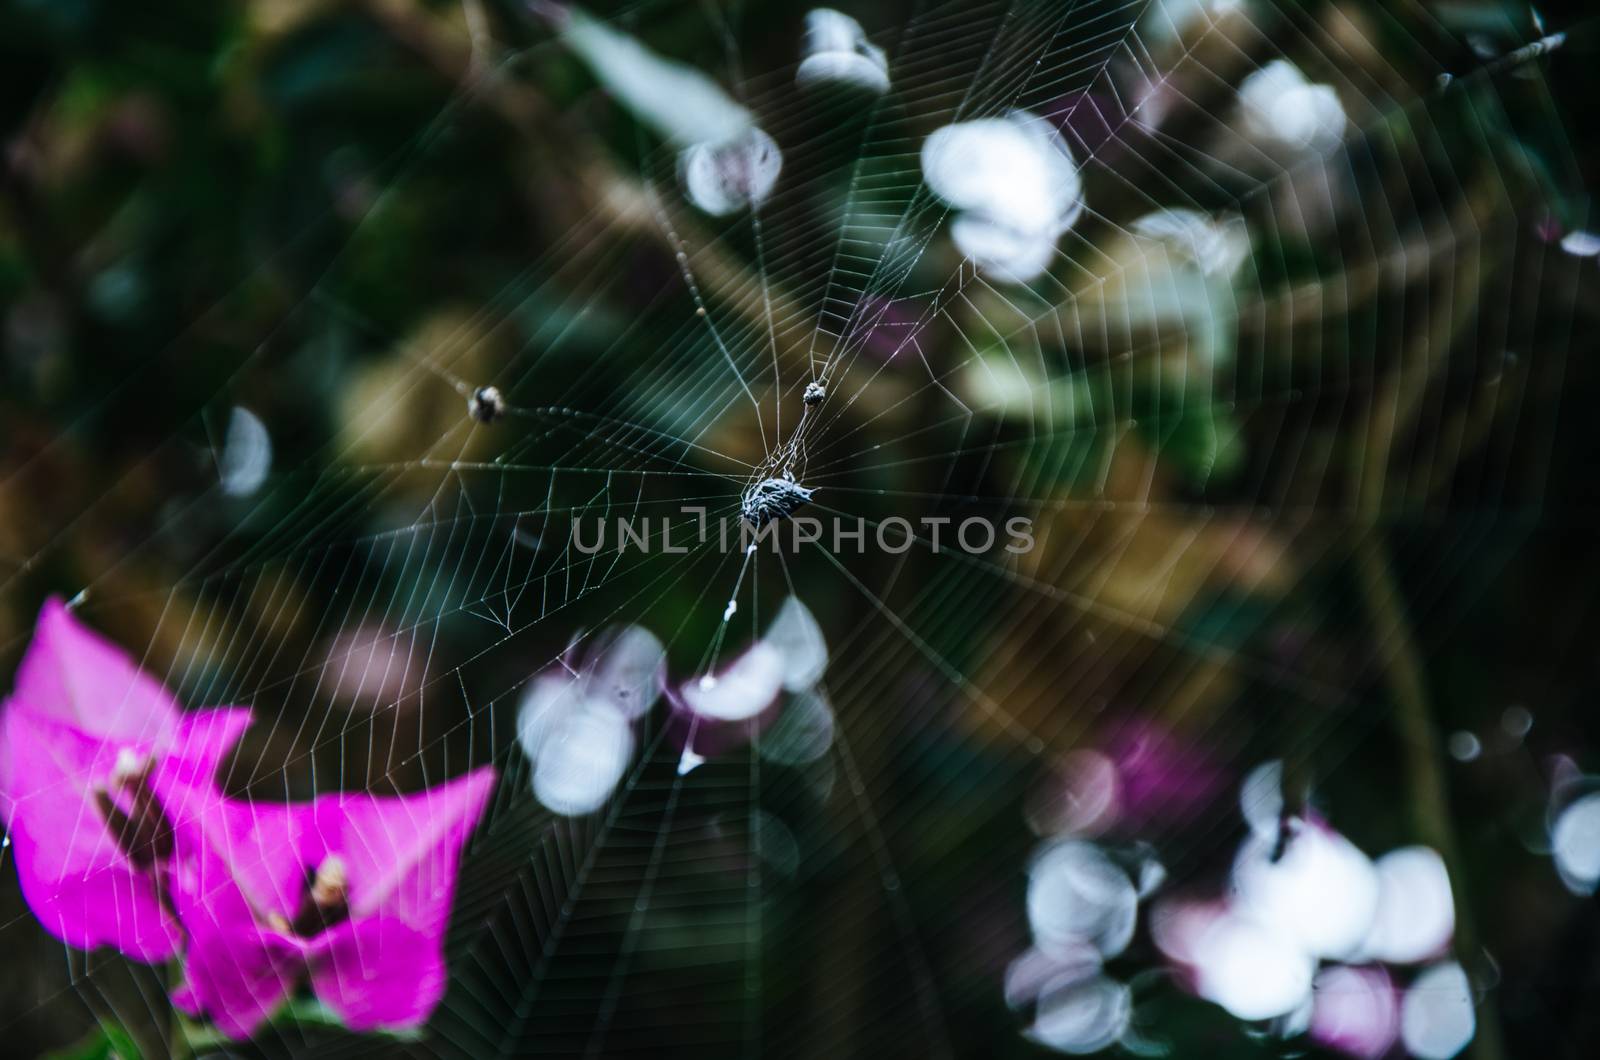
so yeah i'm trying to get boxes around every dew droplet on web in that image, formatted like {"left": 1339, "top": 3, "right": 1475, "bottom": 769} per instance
{"left": 676, "top": 746, "right": 706, "bottom": 776}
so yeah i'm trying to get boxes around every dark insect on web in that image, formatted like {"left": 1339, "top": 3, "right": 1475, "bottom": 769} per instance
{"left": 468, "top": 385, "right": 505, "bottom": 423}
{"left": 802, "top": 381, "right": 826, "bottom": 406}
{"left": 741, "top": 475, "right": 815, "bottom": 529}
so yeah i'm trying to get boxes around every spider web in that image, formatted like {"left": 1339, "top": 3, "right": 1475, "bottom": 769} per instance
{"left": 0, "top": 0, "right": 1593, "bottom": 1057}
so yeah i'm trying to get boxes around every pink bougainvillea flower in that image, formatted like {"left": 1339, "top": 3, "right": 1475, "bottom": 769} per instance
{"left": 168, "top": 766, "right": 496, "bottom": 1039}
{"left": 0, "top": 598, "right": 251, "bottom": 961}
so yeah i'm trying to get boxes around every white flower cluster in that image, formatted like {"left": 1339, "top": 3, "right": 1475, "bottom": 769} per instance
{"left": 552, "top": 6, "right": 891, "bottom": 217}
{"left": 1155, "top": 763, "right": 1473, "bottom": 1059}
{"left": 1129, "top": 208, "right": 1251, "bottom": 280}
{"left": 1006, "top": 837, "right": 1163, "bottom": 1053}
{"left": 516, "top": 598, "right": 833, "bottom": 815}
{"left": 517, "top": 626, "right": 665, "bottom": 816}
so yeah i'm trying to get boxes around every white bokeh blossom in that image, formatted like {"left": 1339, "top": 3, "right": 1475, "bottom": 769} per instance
{"left": 1238, "top": 59, "right": 1347, "bottom": 155}
{"left": 921, "top": 111, "right": 1084, "bottom": 283}
{"left": 797, "top": 9, "right": 889, "bottom": 94}
{"left": 544, "top": 3, "right": 782, "bottom": 216}
{"left": 680, "top": 127, "right": 784, "bottom": 216}
{"left": 517, "top": 625, "right": 666, "bottom": 816}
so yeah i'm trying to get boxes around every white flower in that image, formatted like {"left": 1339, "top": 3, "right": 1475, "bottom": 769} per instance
{"left": 760, "top": 596, "right": 827, "bottom": 691}
{"left": 1239, "top": 759, "right": 1284, "bottom": 839}
{"left": 1561, "top": 230, "right": 1600, "bottom": 257}
{"left": 1231, "top": 820, "right": 1380, "bottom": 961}
{"left": 680, "top": 642, "right": 786, "bottom": 721}
{"left": 1011, "top": 841, "right": 1141, "bottom": 1055}
{"left": 921, "top": 112, "right": 1084, "bottom": 283}
{"left": 1552, "top": 791, "right": 1600, "bottom": 895}
{"left": 797, "top": 9, "right": 889, "bottom": 94}
{"left": 948, "top": 215, "right": 1061, "bottom": 285}
{"left": 517, "top": 626, "right": 664, "bottom": 815}
{"left": 1130, "top": 208, "right": 1251, "bottom": 279}
{"left": 1029, "top": 974, "right": 1133, "bottom": 1055}
{"left": 1360, "top": 846, "right": 1455, "bottom": 964}
{"left": 553, "top": 4, "right": 750, "bottom": 147}
{"left": 673, "top": 597, "right": 831, "bottom": 777}
{"left": 1027, "top": 841, "right": 1139, "bottom": 960}
{"left": 533, "top": 703, "right": 633, "bottom": 816}
{"left": 681, "top": 127, "right": 783, "bottom": 216}
{"left": 1400, "top": 962, "right": 1476, "bottom": 1059}
{"left": 1238, "top": 60, "right": 1346, "bottom": 154}
{"left": 218, "top": 406, "right": 271, "bottom": 497}
{"left": 586, "top": 625, "right": 668, "bottom": 718}
{"left": 1192, "top": 911, "right": 1317, "bottom": 1021}
{"left": 547, "top": 4, "right": 783, "bottom": 216}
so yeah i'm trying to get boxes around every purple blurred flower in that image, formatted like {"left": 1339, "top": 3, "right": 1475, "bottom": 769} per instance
{"left": 854, "top": 296, "right": 924, "bottom": 360}
{"left": 167, "top": 766, "right": 496, "bottom": 1039}
{"left": 1104, "top": 720, "right": 1227, "bottom": 825}
{"left": 0, "top": 599, "right": 250, "bottom": 961}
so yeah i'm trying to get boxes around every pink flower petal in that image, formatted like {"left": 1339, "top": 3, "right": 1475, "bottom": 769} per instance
{"left": 167, "top": 801, "right": 309, "bottom": 1037}
{"left": 171, "top": 980, "right": 202, "bottom": 1018}
{"left": 3, "top": 707, "right": 182, "bottom": 960}
{"left": 308, "top": 767, "right": 495, "bottom": 928}
{"left": 165, "top": 708, "right": 254, "bottom": 786}
{"left": 0, "top": 602, "right": 253, "bottom": 967}
{"left": 168, "top": 767, "right": 495, "bottom": 1038}
{"left": 168, "top": 787, "right": 312, "bottom": 927}
{"left": 11, "top": 598, "right": 181, "bottom": 739}
{"left": 179, "top": 919, "right": 305, "bottom": 1040}
{"left": 310, "top": 916, "right": 445, "bottom": 1031}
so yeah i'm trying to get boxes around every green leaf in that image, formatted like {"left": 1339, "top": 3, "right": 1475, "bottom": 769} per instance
{"left": 274, "top": 997, "right": 424, "bottom": 1042}
{"left": 44, "top": 1020, "right": 141, "bottom": 1060}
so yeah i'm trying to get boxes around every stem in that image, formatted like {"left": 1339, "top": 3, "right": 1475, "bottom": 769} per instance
{"left": 1353, "top": 536, "right": 1506, "bottom": 1060}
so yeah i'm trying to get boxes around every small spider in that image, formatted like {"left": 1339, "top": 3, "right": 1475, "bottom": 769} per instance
{"left": 468, "top": 385, "right": 505, "bottom": 424}
{"left": 741, "top": 475, "right": 815, "bottom": 529}
{"left": 802, "top": 381, "right": 826, "bottom": 406}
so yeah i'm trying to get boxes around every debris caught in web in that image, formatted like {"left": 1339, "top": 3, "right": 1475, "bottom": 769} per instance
{"left": 468, "top": 385, "right": 506, "bottom": 423}
{"left": 741, "top": 475, "right": 814, "bottom": 529}
{"left": 803, "top": 381, "right": 826, "bottom": 406}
